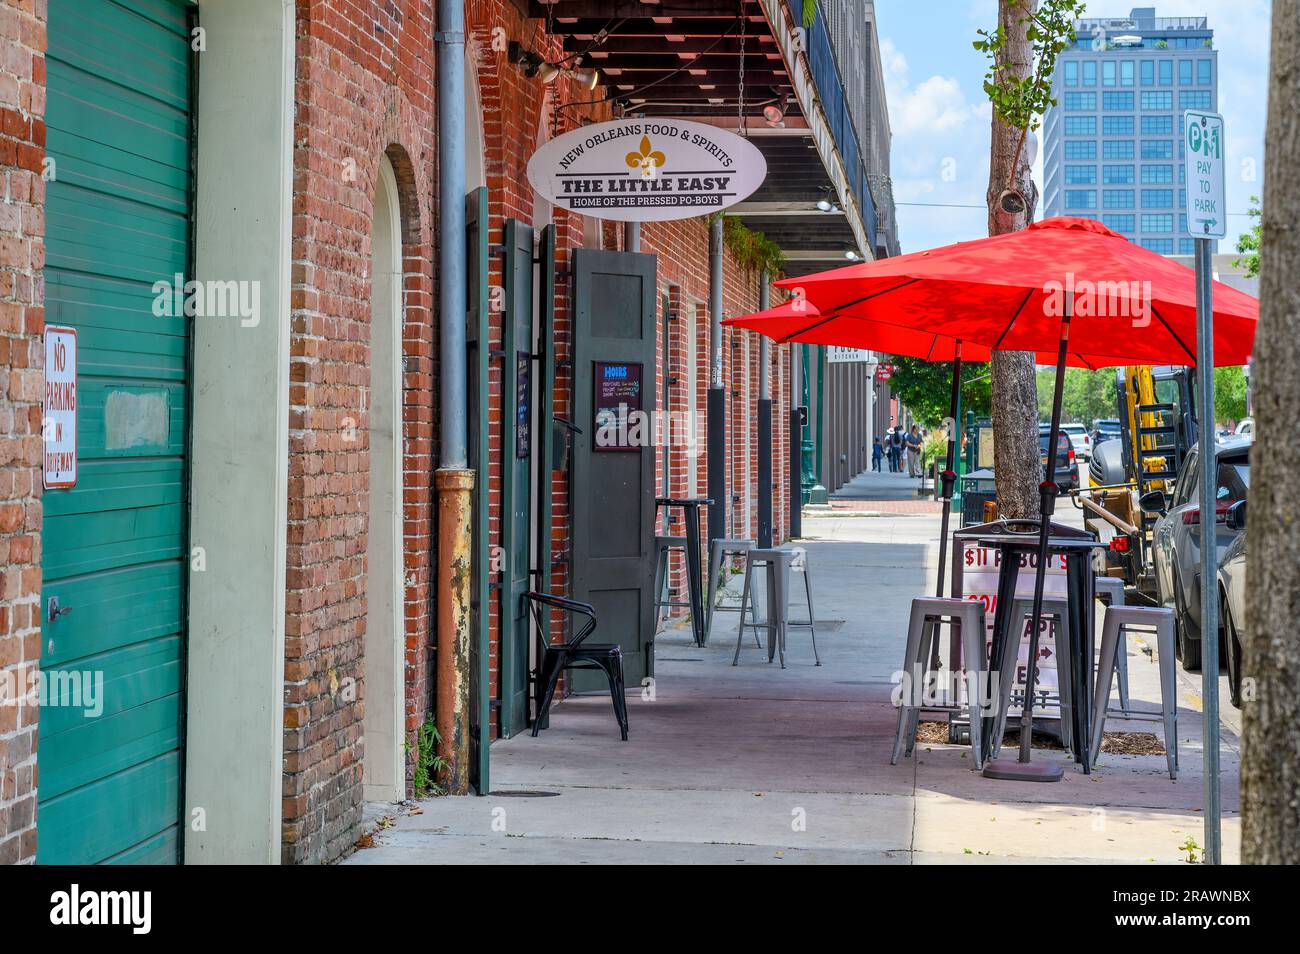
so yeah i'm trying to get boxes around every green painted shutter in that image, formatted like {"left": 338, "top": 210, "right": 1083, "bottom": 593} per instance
{"left": 39, "top": 0, "right": 194, "bottom": 865}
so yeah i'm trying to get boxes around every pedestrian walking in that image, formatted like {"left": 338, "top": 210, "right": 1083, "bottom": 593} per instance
{"left": 871, "top": 437, "right": 883, "bottom": 472}
{"left": 889, "top": 427, "right": 903, "bottom": 472}
{"left": 907, "top": 425, "right": 923, "bottom": 477}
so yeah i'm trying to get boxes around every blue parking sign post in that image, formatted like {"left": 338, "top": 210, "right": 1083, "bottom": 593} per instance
{"left": 1184, "top": 107, "right": 1225, "bottom": 865}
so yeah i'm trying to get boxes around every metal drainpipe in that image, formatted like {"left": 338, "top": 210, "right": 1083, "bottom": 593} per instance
{"left": 707, "top": 215, "right": 726, "bottom": 542}
{"left": 624, "top": 221, "right": 640, "bottom": 252}
{"left": 757, "top": 272, "right": 772, "bottom": 547}
{"left": 435, "top": 0, "right": 472, "bottom": 796}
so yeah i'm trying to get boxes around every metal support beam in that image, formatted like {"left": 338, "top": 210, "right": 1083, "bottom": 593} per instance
{"left": 707, "top": 214, "right": 726, "bottom": 541}
{"left": 757, "top": 271, "right": 772, "bottom": 547}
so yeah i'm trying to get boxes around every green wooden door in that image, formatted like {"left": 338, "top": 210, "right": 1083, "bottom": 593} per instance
{"left": 499, "top": 220, "right": 534, "bottom": 738}
{"left": 39, "top": 0, "right": 193, "bottom": 865}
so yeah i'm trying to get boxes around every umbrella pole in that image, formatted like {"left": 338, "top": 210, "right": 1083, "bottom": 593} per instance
{"left": 984, "top": 305, "right": 1070, "bottom": 783}
{"left": 934, "top": 344, "right": 962, "bottom": 599}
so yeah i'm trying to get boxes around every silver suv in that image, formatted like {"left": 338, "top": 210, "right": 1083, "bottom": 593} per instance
{"left": 1142, "top": 437, "right": 1250, "bottom": 672}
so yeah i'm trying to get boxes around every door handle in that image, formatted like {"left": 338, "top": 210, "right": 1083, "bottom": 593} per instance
{"left": 47, "top": 597, "right": 73, "bottom": 623}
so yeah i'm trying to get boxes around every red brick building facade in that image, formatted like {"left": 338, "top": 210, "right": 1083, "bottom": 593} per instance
{"left": 0, "top": 0, "right": 43, "bottom": 867}
{"left": 0, "top": 0, "right": 795, "bottom": 865}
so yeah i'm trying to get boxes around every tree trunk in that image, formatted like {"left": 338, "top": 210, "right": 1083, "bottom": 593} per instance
{"left": 1242, "top": 0, "right": 1300, "bottom": 865}
{"left": 987, "top": 0, "right": 1042, "bottom": 519}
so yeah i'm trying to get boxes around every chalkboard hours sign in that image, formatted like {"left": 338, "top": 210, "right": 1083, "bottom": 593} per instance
{"left": 527, "top": 119, "right": 767, "bottom": 222}
{"left": 593, "top": 361, "right": 643, "bottom": 452}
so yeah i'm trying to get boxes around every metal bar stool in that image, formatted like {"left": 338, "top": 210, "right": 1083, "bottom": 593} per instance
{"left": 653, "top": 534, "right": 689, "bottom": 625}
{"left": 1093, "top": 576, "right": 1130, "bottom": 712}
{"left": 1089, "top": 605, "right": 1178, "bottom": 779}
{"left": 704, "top": 537, "right": 755, "bottom": 644}
{"left": 987, "top": 597, "right": 1072, "bottom": 760}
{"left": 731, "top": 548, "right": 819, "bottom": 668}
{"left": 655, "top": 497, "right": 711, "bottom": 646}
{"left": 891, "top": 597, "right": 987, "bottom": 769}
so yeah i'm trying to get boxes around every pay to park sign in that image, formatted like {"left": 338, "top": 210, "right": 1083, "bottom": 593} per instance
{"left": 526, "top": 118, "right": 767, "bottom": 222}
{"left": 44, "top": 326, "right": 78, "bottom": 489}
{"left": 1184, "top": 109, "right": 1226, "bottom": 240}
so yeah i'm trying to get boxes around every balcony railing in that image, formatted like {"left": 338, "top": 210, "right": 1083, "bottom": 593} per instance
{"left": 806, "top": 1, "right": 879, "bottom": 250}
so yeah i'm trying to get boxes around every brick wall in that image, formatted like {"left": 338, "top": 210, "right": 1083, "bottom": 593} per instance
{"left": 470, "top": 1, "right": 792, "bottom": 725}
{"left": 281, "top": 0, "right": 438, "bottom": 865}
{"left": 0, "top": 0, "right": 44, "bottom": 867}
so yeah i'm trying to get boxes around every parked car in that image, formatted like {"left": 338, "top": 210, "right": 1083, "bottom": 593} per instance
{"left": 1142, "top": 436, "right": 1251, "bottom": 671}
{"left": 1217, "top": 499, "right": 1248, "bottom": 708}
{"left": 1038, "top": 427, "right": 1079, "bottom": 491}
{"left": 1235, "top": 417, "right": 1254, "bottom": 440}
{"left": 1061, "top": 423, "right": 1092, "bottom": 462}
{"left": 1092, "top": 418, "right": 1121, "bottom": 447}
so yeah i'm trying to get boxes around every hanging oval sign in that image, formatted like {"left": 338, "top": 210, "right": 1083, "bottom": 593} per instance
{"left": 526, "top": 118, "right": 767, "bottom": 222}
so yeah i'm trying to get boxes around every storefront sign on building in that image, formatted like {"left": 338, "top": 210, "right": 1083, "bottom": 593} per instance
{"left": 527, "top": 119, "right": 766, "bottom": 222}
{"left": 44, "top": 326, "right": 78, "bottom": 488}
{"left": 874, "top": 362, "right": 895, "bottom": 382}
{"left": 828, "top": 346, "right": 872, "bottom": 364}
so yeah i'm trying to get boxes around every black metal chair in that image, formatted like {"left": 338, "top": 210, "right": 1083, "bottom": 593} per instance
{"left": 526, "top": 591, "right": 629, "bottom": 741}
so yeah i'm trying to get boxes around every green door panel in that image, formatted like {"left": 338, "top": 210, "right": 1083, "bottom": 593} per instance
{"left": 37, "top": 753, "right": 182, "bottom": 866}
{"left": 39, "top": 0, "right": 192, "bottom": 865}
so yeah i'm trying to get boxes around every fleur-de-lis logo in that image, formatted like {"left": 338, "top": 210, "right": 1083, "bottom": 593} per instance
{"left": 626, "top": 135, "right": 666, "bottom": 179}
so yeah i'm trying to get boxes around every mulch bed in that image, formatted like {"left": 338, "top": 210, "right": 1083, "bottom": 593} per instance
{"left": 915, "top": 721, "right": 1166, "bottom": 756}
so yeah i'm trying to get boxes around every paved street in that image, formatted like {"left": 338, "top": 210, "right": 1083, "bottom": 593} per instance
{"left": 347, "top": 473, "right": 1241, "bottom": 865}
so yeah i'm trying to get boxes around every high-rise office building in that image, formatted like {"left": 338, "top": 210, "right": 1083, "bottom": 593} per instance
{"left": 1043, "top": 7, "right": 1217, "bottom": 254}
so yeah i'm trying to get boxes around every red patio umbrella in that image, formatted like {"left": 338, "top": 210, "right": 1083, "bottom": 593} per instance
{"left": 767, "top": 216, "right": 1258, "bottom": 780}
{"left": 726, "top": 302, "right": 1008, "bottom": 605}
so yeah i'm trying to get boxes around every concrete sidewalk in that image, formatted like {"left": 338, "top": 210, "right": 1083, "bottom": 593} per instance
{"left": 345, "top": 511, "right": 1240, "bottom": 865}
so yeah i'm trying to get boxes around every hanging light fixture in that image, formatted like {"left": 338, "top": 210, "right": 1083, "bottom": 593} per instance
{"left": 762, "top": 92, "right": 787, "bottom": 127}
{"left": 508, "top": 41, "right": 599, "bottom": 90}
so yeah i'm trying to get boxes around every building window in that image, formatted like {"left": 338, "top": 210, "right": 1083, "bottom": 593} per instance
{"left": 1103, "top": 60, "right": 1116, "bottom": 86}
{"left": 1064, "top": 140, "right": 1097, "bottom": 159}
{"left": 1104, "top": 116, "right": 1134, "bottom": 135}
{"left": 1120, "top": 60, "right": 1134, "bottom": 86}
{"left": 1158, "top": 60, "right": 1173, "bottom": 85}
{"left": 1179, "top": 164, "right": 1185, "bottom": 184}
{"left": 1102, "top": 91, "right": 1134, "bottom": 110}
{"left": 1064, "top": 91, "right": 1096, "bottom": 110}
{"left": 1103, "top": 140, "right": 1135, "bottom": 159}
{"left": 1083, "top": 60, "right": 1097, "bottom": 86}
{"left": 1141, "top": 188, "right": 1174, "bottom": 207}
{"left": 1142, "top": 114, "right": 1174, "bottom": 134}
{"left": 1179, "top": 59, "right": 1193, "bottom": 85}
{"left": 1065, "top": 60, "right": 1079, "bottom": 86}
{"left": 1179, "top": 213, "right": 1188, "bottom": 232}
{"left": 1179, "top": 238, "right": 1196, "bottom": 255}
{"left": 1103, "top": 214, "right": 1135, "bottom": 232}
{"left": 1104, "top": 190, "right": 1135, "bottom": 209}
{"left": 1179, "top": 188, "right": 1186, "bottom": 208}
{"left": 1142, "top": 164, "right": 1174, "bottom": 183}
{"left": 1141, "top": 238, "right": 1174, "bottom": 254}
{"left": 1141, "top": 90, "right": 1173, "bottom": 109}
{"left": 1103, "top": 164, "right": 1135, "bottom": 184}
{"left": 1142, "top": 213, "right": 1174, "bottom": 232}
{"left": 1065, "top": 190, "right": 1097, "bottom": 210}
{"left": 1180, "top": 90, "right": 1212, "bottom": 109}
{"left": 1198, "top": 59, "right": 1212, "bottom": 85}
{"left": 1140, "top": 60, "right": 1155, "bottom": 86}
{"left": 1065, "top": 165, "right": 1097, "bottom": 184}
{"left": 1142, "top": 139, "right": 1174, "bottom": 159}
{"left": 1065, "top": 116, "right": 1097, "bottom": 135}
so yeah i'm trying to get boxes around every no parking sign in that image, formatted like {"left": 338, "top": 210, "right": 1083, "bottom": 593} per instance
{"left": 44, "top": 326, "right": 78, "bottom": 489}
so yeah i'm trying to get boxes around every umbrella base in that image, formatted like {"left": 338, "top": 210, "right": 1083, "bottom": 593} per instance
{"left": 981, "top": 758, "right": 1064, "bottom": 782}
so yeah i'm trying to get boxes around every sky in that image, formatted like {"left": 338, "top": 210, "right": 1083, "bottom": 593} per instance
{"left": 874, "top": 0, "right": 1273, "bottom": 255}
